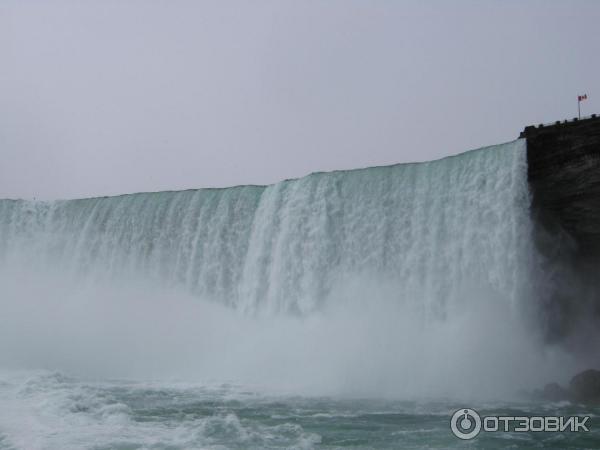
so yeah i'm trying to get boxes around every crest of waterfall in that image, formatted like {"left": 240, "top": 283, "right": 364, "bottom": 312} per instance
{"left": 0, "top": 139, "right": 533, "bottom": 316}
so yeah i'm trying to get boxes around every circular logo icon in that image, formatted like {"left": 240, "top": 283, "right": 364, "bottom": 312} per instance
{"left": 450, "top": 408, "right": 481, "bottom": 440}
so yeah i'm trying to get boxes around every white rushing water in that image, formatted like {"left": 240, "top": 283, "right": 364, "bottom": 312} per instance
{"left": 0, "top": 140, "right": 533, "bottom": 315}
{"left": 1, "top": 139, "right": 587, "bottom": 449}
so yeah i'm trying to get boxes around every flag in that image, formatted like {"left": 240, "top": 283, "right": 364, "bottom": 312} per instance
{"left": 578, "top": 94, "right": 588, "bottom": 101}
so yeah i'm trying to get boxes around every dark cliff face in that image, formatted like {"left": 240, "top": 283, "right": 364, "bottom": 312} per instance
{"left": 524, "top": 115, "right": 600, "bottom": 258}
{"left": 522, "top": 115, "right": 600, "bottom": 342}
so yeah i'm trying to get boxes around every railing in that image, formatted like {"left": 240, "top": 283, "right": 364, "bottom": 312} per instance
{"left": 519, "top": 113, "right": 599, "bottom": 138}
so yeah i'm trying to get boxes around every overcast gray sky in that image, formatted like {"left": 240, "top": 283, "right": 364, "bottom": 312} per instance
{"left": 1, "top": 0, "right": 598, "bottom": 200}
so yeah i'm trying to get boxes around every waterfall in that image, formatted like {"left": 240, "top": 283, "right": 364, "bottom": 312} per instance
{"left": 0, "top": 139, "right": 533, "bottom": 316}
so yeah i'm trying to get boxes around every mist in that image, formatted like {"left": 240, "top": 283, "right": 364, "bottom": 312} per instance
{"left": 0, "top": 261, "right": 581, "bottom": 400}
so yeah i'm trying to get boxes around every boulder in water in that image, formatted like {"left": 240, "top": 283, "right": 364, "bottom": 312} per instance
{"left": 570, "top": 369, "right": 600, "bottom": 403}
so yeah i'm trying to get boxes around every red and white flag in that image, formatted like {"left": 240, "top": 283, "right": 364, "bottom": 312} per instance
{"left": 578, "top": 94, "right": 588, "bottom": 101}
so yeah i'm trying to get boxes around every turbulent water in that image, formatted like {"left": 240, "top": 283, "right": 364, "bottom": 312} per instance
{"left": 1, "top": 370, "right": 599, "bottom": 450}
{"left": 0, "top": 139, "right": 596, "bottom": 449}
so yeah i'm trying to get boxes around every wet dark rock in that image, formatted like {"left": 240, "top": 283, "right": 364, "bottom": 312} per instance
{"left": 526, "top": 369, "right": 600, "bottom": 403}
{"left": 570, "top": 369, "right": 600, "bottom": 403}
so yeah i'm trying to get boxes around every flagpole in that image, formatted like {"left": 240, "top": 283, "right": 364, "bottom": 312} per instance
{"left": 578, "top": 97, "right": 581, "bottom": 120}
